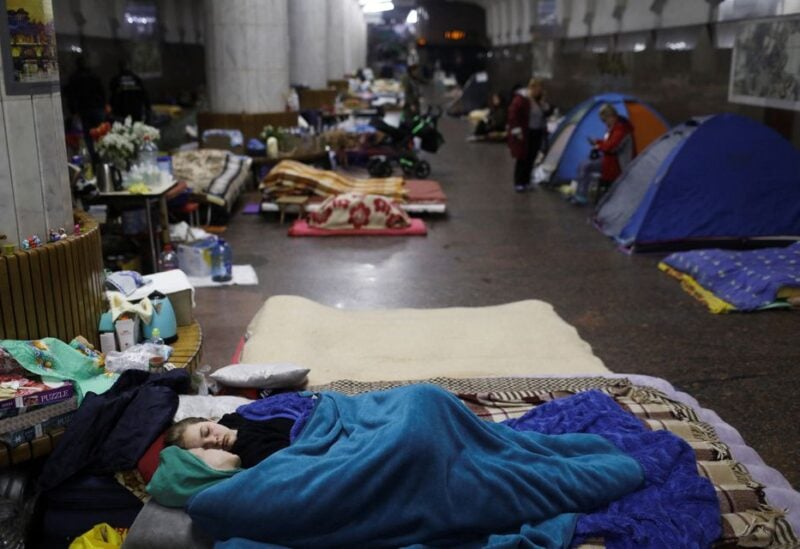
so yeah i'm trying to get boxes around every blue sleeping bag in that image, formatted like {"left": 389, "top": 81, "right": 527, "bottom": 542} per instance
{"left": 188, "top": 385, "right": 644, "bottom": 547}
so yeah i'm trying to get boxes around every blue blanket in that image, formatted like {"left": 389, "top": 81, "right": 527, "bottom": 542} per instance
{"left": 507, "top": 391, "right": 720, "bottom": 548}
{"left": 189, "top": 385, "right": 644, "bottom": 547}
{"left": 663, "top": 242, "right": 800, "bottom": 310}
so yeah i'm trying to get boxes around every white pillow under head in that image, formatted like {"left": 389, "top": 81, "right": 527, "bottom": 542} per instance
{"left": 209, "top": 363, "right": 310, "bottom": 389}
{"left": 175, "top": 395, "right": 253, "bottom": 422}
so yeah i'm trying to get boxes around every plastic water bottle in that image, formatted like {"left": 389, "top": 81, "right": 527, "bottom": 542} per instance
{"left": 138, "top": 135, "right": 158, "bottom": 168}
{"left": 211, "top": 239, "right": 232, "bottom": 282}
{"left": 159, "top": 243, "right": 179, "bottom": 271}
{"left": 149, "top": 327, "right": 165, "bottom": 346}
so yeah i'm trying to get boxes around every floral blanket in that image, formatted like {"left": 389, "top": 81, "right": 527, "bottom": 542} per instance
{"left": 307, "top": 193, "right": 411, "bottom": 231}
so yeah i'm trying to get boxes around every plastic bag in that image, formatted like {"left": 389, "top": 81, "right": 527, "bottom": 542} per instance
{"left": 105, "top": 343, "right": 172, "bottom": 373}
{"left": 193, "top": 364, "right": 218, "bottom": 396}
{"left": 69, "top": 523, "right": 127, "bottom": 549}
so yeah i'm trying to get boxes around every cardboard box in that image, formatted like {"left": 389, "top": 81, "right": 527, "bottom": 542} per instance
{"left": 177, "top": 238, "right": 217, "bottom": 278}
{"left": 129, "top": 269, "right": 195, "bottom": 326}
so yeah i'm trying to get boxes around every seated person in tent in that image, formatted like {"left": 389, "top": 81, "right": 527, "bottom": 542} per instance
{"left": 473, "top": 93, "right": 507, "bottom": 138}
{"left": 571, "top": 103, "right": 634, "bottom": 205}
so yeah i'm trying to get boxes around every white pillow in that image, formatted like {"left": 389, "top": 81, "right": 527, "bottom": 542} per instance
{"left": 175, "top": 395, "right": 252, "bottom": 422}
{"left": 209, "top": 363, "right": 310, "bottom": 389}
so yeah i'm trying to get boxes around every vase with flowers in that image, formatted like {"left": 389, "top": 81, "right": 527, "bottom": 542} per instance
{"left": 91, "top": 117, "right": 160, "bottom": 174}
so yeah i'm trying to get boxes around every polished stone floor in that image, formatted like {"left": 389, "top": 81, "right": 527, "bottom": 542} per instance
{"left": 194, "top": 114, "right": 799, "bottom": 488}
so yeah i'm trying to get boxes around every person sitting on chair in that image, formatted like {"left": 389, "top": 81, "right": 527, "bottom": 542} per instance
{"left": 571, "top": 104, "right": 634, "bottom": 205}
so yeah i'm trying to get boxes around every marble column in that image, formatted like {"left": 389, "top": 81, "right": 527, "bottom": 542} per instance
{"left": 203, "top": 0, "right": 289, "bottom": 113}
{"left": 327, "top": 0, "right": 347, "bottom": 81}
{"left": 289, "top": 0, "right": 328, "bottom": 88}
{"left": 0, "top": 59, "right": 72, "bottom": 247}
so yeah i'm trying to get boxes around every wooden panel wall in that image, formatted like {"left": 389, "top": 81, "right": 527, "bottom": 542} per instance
{"left": 328, "top": 79, "right": 349, "bottom": 93}
{"left": 0, "top": 211, "right": 104, "bottom": 346}
{"left": 197, "top": 111, "right": 299, "bottom": 142}
{"left": 298, "top": 88, "right": 338, "bottom": 111}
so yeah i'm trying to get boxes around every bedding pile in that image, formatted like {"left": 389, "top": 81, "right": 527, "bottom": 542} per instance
{"left": 188, "top": 384, "right": 718, "bottom": 547}
{"left": 307, "top": 192, "right": 412, "bottom": 230}
{"left": 123, "top": 376, "right": 799, "bottom": 548}
{"left": 289, "top": 192, "right": 427, "bottom": 237}
{"left": 171, "top": 149, "right": 252, "bottom": 212}
{"left": 311, "top": 376, "right": 800, "bottom": 548}
{"left": 659, "top": 242, "right": 800, "bottom": 313}
{"left": 260, "top": 160, "right": 407, "bottom": 202}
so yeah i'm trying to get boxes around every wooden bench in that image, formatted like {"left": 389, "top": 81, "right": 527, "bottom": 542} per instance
{"left": 171, "top": 321, "right": 204, "bottom": 373}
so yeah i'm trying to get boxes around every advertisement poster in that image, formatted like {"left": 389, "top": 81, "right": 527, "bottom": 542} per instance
{"left": 0, "top": 0, "right": 59, "bottom": 94}
{"left": 729, "top": 15, "right": 800, "bottom": 111}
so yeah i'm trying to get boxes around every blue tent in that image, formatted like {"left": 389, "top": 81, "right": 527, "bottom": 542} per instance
{"left": 539, "top": 93, "right": 668, "bottom": 183}
{"left": 595, "top": 113, "right": 800, "bottom": 251}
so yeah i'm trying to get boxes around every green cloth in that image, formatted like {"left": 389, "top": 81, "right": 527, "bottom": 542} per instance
{"left": 147, "top": 446, "right": 241, "bottom": 508}
{"left": 0, "top": 337, "right": 118, "bottom": 402}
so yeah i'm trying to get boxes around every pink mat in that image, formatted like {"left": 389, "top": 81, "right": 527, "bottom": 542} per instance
{"left": 289, "top": 218, "right": 427, "bottom": 237}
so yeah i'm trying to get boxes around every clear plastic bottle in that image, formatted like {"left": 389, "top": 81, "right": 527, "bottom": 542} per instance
{"left": 138, "top": 135, "right": 158, "bottom": 168}
{"left": 149, "top": 327, "right": 165, "bottom": 346}
{"left": 211, "top": 238, "right": 233, "bottom": 282}
{"left": 159, "top": 243, "right": 179, "bottom": 271}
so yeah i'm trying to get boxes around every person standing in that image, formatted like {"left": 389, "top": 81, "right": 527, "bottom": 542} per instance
{"left": 64, "top": 56, "right": 106, "bottom": 163}
{"left": 507, "top": 79, "right": 551, "bottom": 192}
{"left": 571, "top": 103, "right": 634, "bottom": 205}
{"left": 109, "top": 60, "right": 151, "bottom": 122}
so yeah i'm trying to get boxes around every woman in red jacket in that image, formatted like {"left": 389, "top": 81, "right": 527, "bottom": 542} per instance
{"left": 572, "top": 103, "right": 634, "bottom": 205}
{"left": 507, "top": 79, "right": 551, "bottom": 192}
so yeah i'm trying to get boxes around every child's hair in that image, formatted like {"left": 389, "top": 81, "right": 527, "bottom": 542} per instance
{"left": 164, "top": 417, "right": 206, "bottom": 448}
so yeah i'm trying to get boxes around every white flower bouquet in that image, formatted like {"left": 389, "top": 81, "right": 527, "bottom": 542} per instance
{"left": 94, "top": 117, "right": 160, "bottom": 171}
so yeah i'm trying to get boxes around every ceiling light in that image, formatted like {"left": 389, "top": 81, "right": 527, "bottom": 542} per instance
{"left": 406, "top": 9, "right": 418, "bottom": 24}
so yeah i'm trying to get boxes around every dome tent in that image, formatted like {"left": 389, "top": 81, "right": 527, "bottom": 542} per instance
{"left": 595, "top": 113, "right": 800, "bottom": 251}
{"left": 538, "top": 93, "right": 668, "bottom": 184}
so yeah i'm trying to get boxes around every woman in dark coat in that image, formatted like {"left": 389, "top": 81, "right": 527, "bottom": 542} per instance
{"left": 507, "top": 79, "right": 551, "bottom": 192}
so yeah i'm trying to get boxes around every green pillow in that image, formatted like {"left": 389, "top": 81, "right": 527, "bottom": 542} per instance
{"left": 147, "top": 446, "right": 241, "bottom": 508}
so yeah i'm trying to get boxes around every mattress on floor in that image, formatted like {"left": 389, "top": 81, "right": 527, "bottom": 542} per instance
{"left": 240, "top": 296, "right": 610, "bottom": 386}
{"left": 660, "top": 242, "right": 800, "bottom": 313}
{"left": 121, "top": 375, "right": 798, "bottom": 548}
{"left": 260, "top": 179, "right": 448, "bottom": 215}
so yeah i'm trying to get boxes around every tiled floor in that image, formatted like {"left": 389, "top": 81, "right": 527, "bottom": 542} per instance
{"left": 194, "top": 114, "right": 800, "bottom": 488}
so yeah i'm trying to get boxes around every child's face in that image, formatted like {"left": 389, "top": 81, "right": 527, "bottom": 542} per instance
{"left": 182, "top": 421, "right": 237, "bottom": 451}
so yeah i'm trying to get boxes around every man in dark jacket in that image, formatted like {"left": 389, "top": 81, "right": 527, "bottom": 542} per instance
{"left": 64, "top": 56, "right": 106, "bottom": 161}
{"left": 109, "top": 61, "right": 151, "bottom": 122}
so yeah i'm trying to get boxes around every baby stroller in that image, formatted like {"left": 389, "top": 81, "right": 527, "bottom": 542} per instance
{"left": 366, "top": 106, "right": 444, "bottom": 179}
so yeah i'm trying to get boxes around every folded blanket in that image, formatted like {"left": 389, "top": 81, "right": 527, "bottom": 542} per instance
{"left": 661, "top": 242, "right": 800, "bottom": 312}
{"left": 308, "top": 192, "right": 412, "bottom": 230}
{"left": 189, "top": 385, "right": 644, "bottom": 547}
{"left": 260, "top": 160, "right": 407, "bottom": 202}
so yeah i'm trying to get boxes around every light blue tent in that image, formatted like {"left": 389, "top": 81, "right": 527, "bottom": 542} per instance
{"left": 540, "top": 93, "right": 669, "bottom": 183}
{"left": 595, "top": 113, "right": 800, "bottom": 251}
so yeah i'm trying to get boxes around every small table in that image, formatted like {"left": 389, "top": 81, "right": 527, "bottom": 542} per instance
{"left": 275, "top": 195, "right": 310, "bottom": 224}
{"left": 93, "top": 179, "right": 178, "bottom": 272}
